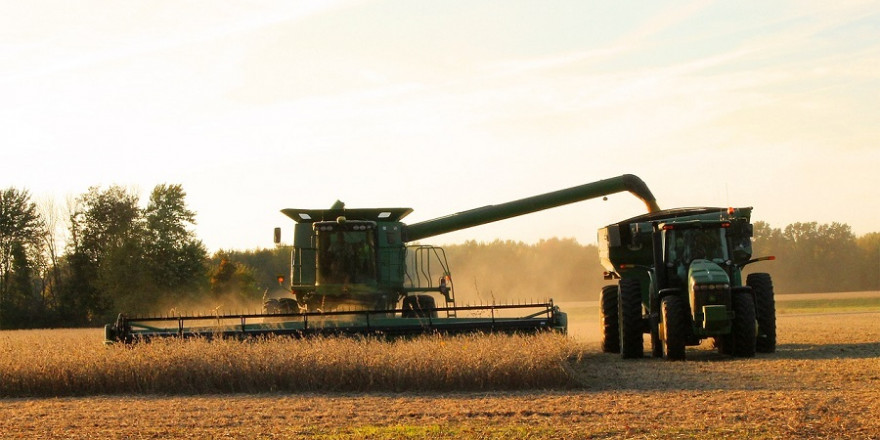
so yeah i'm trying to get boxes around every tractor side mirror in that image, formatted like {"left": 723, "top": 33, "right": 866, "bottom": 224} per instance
{"left": 273, "top": 227, "right": 281, "bottom": 244}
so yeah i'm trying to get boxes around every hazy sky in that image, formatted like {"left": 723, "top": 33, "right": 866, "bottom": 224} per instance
{"left": 2, "top": 0, "right": 878, "bottom": 251}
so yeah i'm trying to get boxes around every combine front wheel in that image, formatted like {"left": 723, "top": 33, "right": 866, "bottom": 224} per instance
{"left": 402, "top": 295, "right": 438, "bottom": 318}
{"left": 263, "top": 299, "right": 281, "bottom": 314}
{"left": 599, "top": 285, "right": 620, "bottom": 353}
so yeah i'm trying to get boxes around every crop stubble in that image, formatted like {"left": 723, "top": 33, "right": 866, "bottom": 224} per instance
{"left": 1, "top": 292, "right": 878, "bottom": 439}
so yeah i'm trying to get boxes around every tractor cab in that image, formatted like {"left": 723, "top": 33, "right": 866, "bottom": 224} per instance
{"left": 661, "top": 220, "right": 731, "bottom": 288}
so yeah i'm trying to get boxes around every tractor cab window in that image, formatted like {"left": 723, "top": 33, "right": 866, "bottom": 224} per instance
{"left": 316, "top": 222, "right": 377, "bottom": 285}
{"left": 666, "top": 227, "right": 729, "bottom": 282}
{"left": 667, "top": 227, "right": 728, "bottom": 264}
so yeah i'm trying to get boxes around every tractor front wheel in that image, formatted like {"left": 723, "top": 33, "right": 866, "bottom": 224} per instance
{"left": 618, "top": 278, "right": 644, "bottom": 359}
{"left": 728, "top": 292, "right": 757, "bottom": 357}
{"left": 599, "top": 285, "right": 620, "bottom": 353}
{"left": 661, "top": 295, "right": 688, "bottom": 361}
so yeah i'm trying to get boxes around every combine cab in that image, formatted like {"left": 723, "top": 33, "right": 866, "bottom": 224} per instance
{"left": 105, "top": 174, "right": 660, "bottom": 343}
{"left": 598, "top": 207, "right": 776, "bottom": 360}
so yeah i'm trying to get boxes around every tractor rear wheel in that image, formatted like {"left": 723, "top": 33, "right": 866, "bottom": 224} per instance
{"left": 402, "top": 295, "right": 438, "bottom": 318}
{"left": 729, "top": 292, "right": 757, "bottom": 357}
{"left": 618, "top": 278, "right": 644, "bottom": 359}
{"left": 661, "top": 295, "right": 688, "bottom": 361}
{"left": 749, "top": 273, "right": 776, "bottom": 353}
{"left": 599, "top": 285, "right": 620, "bottom": 353}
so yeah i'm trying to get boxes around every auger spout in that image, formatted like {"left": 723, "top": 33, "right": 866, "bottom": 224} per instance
{"left": 404, "top": 174, "right": 659, "bottom": 242}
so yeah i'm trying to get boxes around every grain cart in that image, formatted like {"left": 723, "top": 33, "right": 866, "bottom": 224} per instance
{"left": 597, "top": 207, "right": 776, "bottom": 360}
{"left": 105, "top": 174, "right": 660, "bottom": 343}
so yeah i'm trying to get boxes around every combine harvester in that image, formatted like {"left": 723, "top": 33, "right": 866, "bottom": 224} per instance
{"left": 105, "top": 175, "right": 658, "bottom": 343}
{"left": 105, "top": 174, "right": 776, "bottom": 361}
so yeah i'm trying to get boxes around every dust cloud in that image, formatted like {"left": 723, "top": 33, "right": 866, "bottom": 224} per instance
{"left": 442, "top": 239, "right": 609, "bottom": 305}
{"left": 144, "top": 292, "right": 266, "bottom": 318}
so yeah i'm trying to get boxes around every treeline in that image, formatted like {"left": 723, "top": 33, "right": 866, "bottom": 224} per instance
{"left": 1, "top": 183, "right": 878, "bottom": 329}
{"left": 212, "top": 222, "right": 880, "bottom": 302}
{"left": 440, "top": 223, "right": 880, "bottom": 300}
{"left": 439, "top": 223, "right": 880, "bottom": 300}
{"left": 751, "top": 221, "right": 880, "bottom": 294}
{"left": 0, "top": 185, "right": 278, "bottom": 329}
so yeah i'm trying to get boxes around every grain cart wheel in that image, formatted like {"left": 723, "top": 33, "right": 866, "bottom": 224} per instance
{"left": 618, "top": 278, "right": 644, "bottom": 359}
{"left": 402, "top": 295, "right": 438, "bottom": 318}
{"left": 650, "top": 291, "right": 664, "bottom": 358}
{"left": 730, "top": 292, "right": 757, "bottom": 357}
{"left": 661, "top": 295, "right": 688, "bottom": 361}
{"left": 749, "top": 273, "right": 776, "bottom": 353}
{"left": 650, "top": 326, "right": 664, "bottom": 358}
{"left": 599, "top": 285, "right": 620, "bottom": 353}
{"left": 714, "top": 336, "right": 731, "bottom": 356}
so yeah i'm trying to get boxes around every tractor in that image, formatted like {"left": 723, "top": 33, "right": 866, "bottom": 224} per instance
{"left": 597, "top": 207, "right": 776, "bottom": 360}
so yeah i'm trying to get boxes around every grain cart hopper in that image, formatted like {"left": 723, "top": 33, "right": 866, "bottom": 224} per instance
{"left": 105, "top": 174, "right": 660, "bottom": 343}
{"left": 597, "top": 207, "right": 776, "bottom": 360}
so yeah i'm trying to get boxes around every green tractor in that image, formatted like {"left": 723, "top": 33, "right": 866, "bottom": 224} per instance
{"left": 598, "top": 207, "right": 776, "bottom": 360}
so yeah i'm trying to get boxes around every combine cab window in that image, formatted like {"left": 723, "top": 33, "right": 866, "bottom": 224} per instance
{"left": 317, "top": 228, "right": 377, "bottom": 285}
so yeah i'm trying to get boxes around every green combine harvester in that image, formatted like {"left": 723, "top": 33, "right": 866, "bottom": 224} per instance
{"left": 105, "top": 174, "right": 776, "bottom": 361}
{"left": 105, "top": 174, "right": 659, "bottom": 343}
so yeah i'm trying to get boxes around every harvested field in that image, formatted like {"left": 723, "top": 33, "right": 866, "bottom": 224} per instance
{"left": 1, "top": 292, "right": 879, "bottom": 439}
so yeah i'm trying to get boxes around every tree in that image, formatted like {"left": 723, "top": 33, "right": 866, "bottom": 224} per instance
{"left": 209, "top": 251, "right": 261, "bottom": 303}
{"left": 64, "top": 186, "right": 143, "bottom": 324}
{"left": 0, "top": 188, "right": 46, "bottom": 328}
{"left": 36, "top": 196, "right": 66, "bottom": 314}
{"left": 779, "top": 222, "right": 860, "bottom": 293}
{"left": 211, "top": 247, "right": 292, "bottom": 293}
{"left": 856, "top": 232, "right": 880, "bottom": 290}
{"left": 750, "top": 221, "right": 869, "bottom": 293}
{"left": 142, "top": 184, "right": 208, "bottom": 306}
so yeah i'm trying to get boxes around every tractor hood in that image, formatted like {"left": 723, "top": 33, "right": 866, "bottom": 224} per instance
{"left": 688, "top": 259, "right": 730, "bottom": 286}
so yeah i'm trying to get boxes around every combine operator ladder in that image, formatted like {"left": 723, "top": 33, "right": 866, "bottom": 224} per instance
{"left": 406, "top": 245, "right": 457, "bottom": 317}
